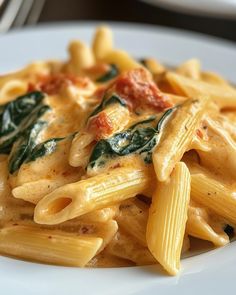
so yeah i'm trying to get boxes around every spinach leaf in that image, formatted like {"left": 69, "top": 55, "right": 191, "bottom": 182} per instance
{"left": 0, "top": 91, "right": 45, "bottom": 137}
{"left": 96, "top": 64, "right": 119, "bottom": 83}
{"left": 88, "top": 107, "right": 176, "bottom": 169}
{"left": 89, "top": 94, "right": 127, "bottom": 118}
{"left": 26, "top": 137, "right": 64, "bottom": 163}
{"left": 8, "top": 121, "right": 47, "bottom": 174}
{"left": 0, "top": 92, "right": 49, "bottom": 155}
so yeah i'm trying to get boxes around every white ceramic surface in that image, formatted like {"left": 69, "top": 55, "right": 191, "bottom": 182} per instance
{"left": 141, "top": 0, "right": 236, "bottom": 18}
{"left": 0, "top": 22, "right": 236, "bottom": 295}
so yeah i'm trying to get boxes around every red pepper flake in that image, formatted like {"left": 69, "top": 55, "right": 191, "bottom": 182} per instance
{"left": 109, "top": 68, "right": 172, "bottom": 112}
{"left": 88, "top": 111, "right": 113, "bottom": 140}
{"left": 28, "top": 73, "right": 90, "bottom": 95}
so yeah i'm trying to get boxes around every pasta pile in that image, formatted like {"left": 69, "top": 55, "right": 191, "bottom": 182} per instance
{"left": 0, "top": 26, "right": 236, "bottom": 275}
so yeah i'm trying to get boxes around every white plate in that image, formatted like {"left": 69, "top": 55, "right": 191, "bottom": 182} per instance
{"left": 140, "top": 0, "right": 236, "bottom": 18}
{"left": 0, "top": 22, "right": 236, "bottom": 295}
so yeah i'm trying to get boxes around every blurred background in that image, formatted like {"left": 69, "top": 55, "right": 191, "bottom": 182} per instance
{"left": 0, "top": 0, "right": 236, "bottom": 41}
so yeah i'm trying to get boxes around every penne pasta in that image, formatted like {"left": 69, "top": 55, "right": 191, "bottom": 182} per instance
{"left": 0, "top": 225, "right": 102, "bottom": 266}
{"left": 1, "top": 25, "right": 236, "bottom": 273}
{"left": 176, "top": 58, "right": 201, "bottom": 80}
{"left": 153, "top": 96, "right": 209, "bottom": 182}
{"left": 102, "top": 49, "right": 143, "bottom": 71}
{"left": 67, "top": 40, "right": 95, "bottom": 73}
{"left": 190, "top": 165, "right": 236, "bottom": 225}
{"left": 34, "top": 165, "right": 155, "bottom": 225}
{"left": 92, "top": 26, "right": 113, "bottom": 60}
{"left": 187, "top": 201, "right": 229, "bottom": 247}
{"left": 116, "top": 199, "right": 148, "bottom": 247}
{"left": 147, "top": 162, "right": 191, "bottom": 275}
{"left": 166, "top": 72, "right": 236, "bottom": 109}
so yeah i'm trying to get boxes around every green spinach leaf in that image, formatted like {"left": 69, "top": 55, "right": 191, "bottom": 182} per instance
{"left": 88, "top": 107, "right": 176, "bottom": 169}
{"left": 0, "top": 92, "right": 49, "bottom": 155}
{"left": 26, "top": 137, "right": 64, "bottom": 163}
{"left": 96, "top": 64, "right": 119, "bottom": 83}
{"left": 0, "top": 91, "right": 45, "bottom": 137}
{"left": 8, "top": 121, "right": 47, "bottom": 174}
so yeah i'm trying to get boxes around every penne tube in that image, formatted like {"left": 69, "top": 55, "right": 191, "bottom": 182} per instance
{"left": 106, "top": 230, "right": 156, "bottom": 265}
{"left": 92, "top": 26, "right": 113, "bottom": 60}
{"left": 116, "top": 199, "right": 148, "bottom": 247}
{"left": 196, "top": 117, "right": 236, "bottom": 179}
{"left": 0, "top": 159, "right": 35, "bottom": 225}
{"left": 176, "top": 59, "right": 201, "bottom": 80}
{"left": 165, "top": 93, "right": 189, "bottom": 105}
{"left": 68, "top": 40, "right": 95, "bottom": 73}
{"left": 0, "top": 225, "right": 102, "bottom": 267}
{"left": 190, "top": 166, "right": 236, "bottom": 225}
{"left": 102, "top": 49, "right": 143, "bottom": 71}
{"left": 78, "top": 206, "right": 119, "bottom": 223}
{"left": 153, "top": 97, "right": 209, "bottom": 182}
{"left": 186, "top": 203, "right": 229, "bottom": 247}
{"left": 166, "top": 72, "right": 236, "bottom": 109}
{"left": 146, "top": 162, "right": 191, "bottom": 275}
{"left": 69, "top": 132, "right": 94, "bottom": 168}
{"left": 34, "top": 165, "right": 155, "bottom": 225}
{"left": 201, "top": 71, "right": 232, "bottom": 87}
{"left": 96, "top": 220, "right": 118, "bottom": 252}
{"left": 12, "top": 173, "right": 82, "bottom": 204}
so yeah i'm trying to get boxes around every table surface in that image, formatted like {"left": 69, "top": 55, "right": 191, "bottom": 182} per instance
{"left": 37, "top": 0, "right": 236, "bottom": 42}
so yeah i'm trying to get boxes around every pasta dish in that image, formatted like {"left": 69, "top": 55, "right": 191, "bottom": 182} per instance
{"left": 0, "top": 26, "right": 236, "bottom": 275}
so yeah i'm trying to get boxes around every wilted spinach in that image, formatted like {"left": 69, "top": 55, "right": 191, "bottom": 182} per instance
{"left": 88, "top": 107, "right": 176, "bottom": 169}
{"left": 26, "top": 137, "right": 64, "bottom": 163}
{"left": 0, "top": 91, "right": 44, "bottom": 137}
{"left": 0, "top": 92, "right": 48, "bottom": 155}
{"left": 96, "top": 64, "right": 119, "bottom": 83}
{"left": 8, "top": 121, "right": 47, "bottom": 174}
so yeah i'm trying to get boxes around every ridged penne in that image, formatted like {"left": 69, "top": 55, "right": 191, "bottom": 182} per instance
{"left": 176, "top": 59, "right": 201, "bottom": 80}
{"left": 190, "top": 165, "right": 236, "bottom": 225}
{"left": 187, "top": 201, "right": 229, "bottom": 246}
{"left": 34, "top": 165, "right": 155, "bottom": 225}
{"left": 78, "top": 206, "right": 119, "bottom": 223}
{"left": 166, "top": 72, "right": 236, "bottom": 108}
{"left": 196, "top": 117, "right": 236, "bottom": 178}
{"left": 102, "top": 49, "right": 143, "bottom": 71}
{"left": 67, "top": 40, "right": 95, "bottom": 73}
{"left": 116, "top": 199, "right": 148, "bottom": 247}
{"left": 201, "top": 71, "right": 232, "bottom": 87}
{"left": 153, "top": 97, "right": 209, "bottom": 182}
{"left": 92, "top": 26, "right": 113, "bottom": 60}
{"left": 12, "top": 173, "right": 82, "bottom": 204}
{"left": 147, "top": 162, "right": 191, "bottom": 275}
{"left": 0, "top": 226, "right": 102, "bottom": 266}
